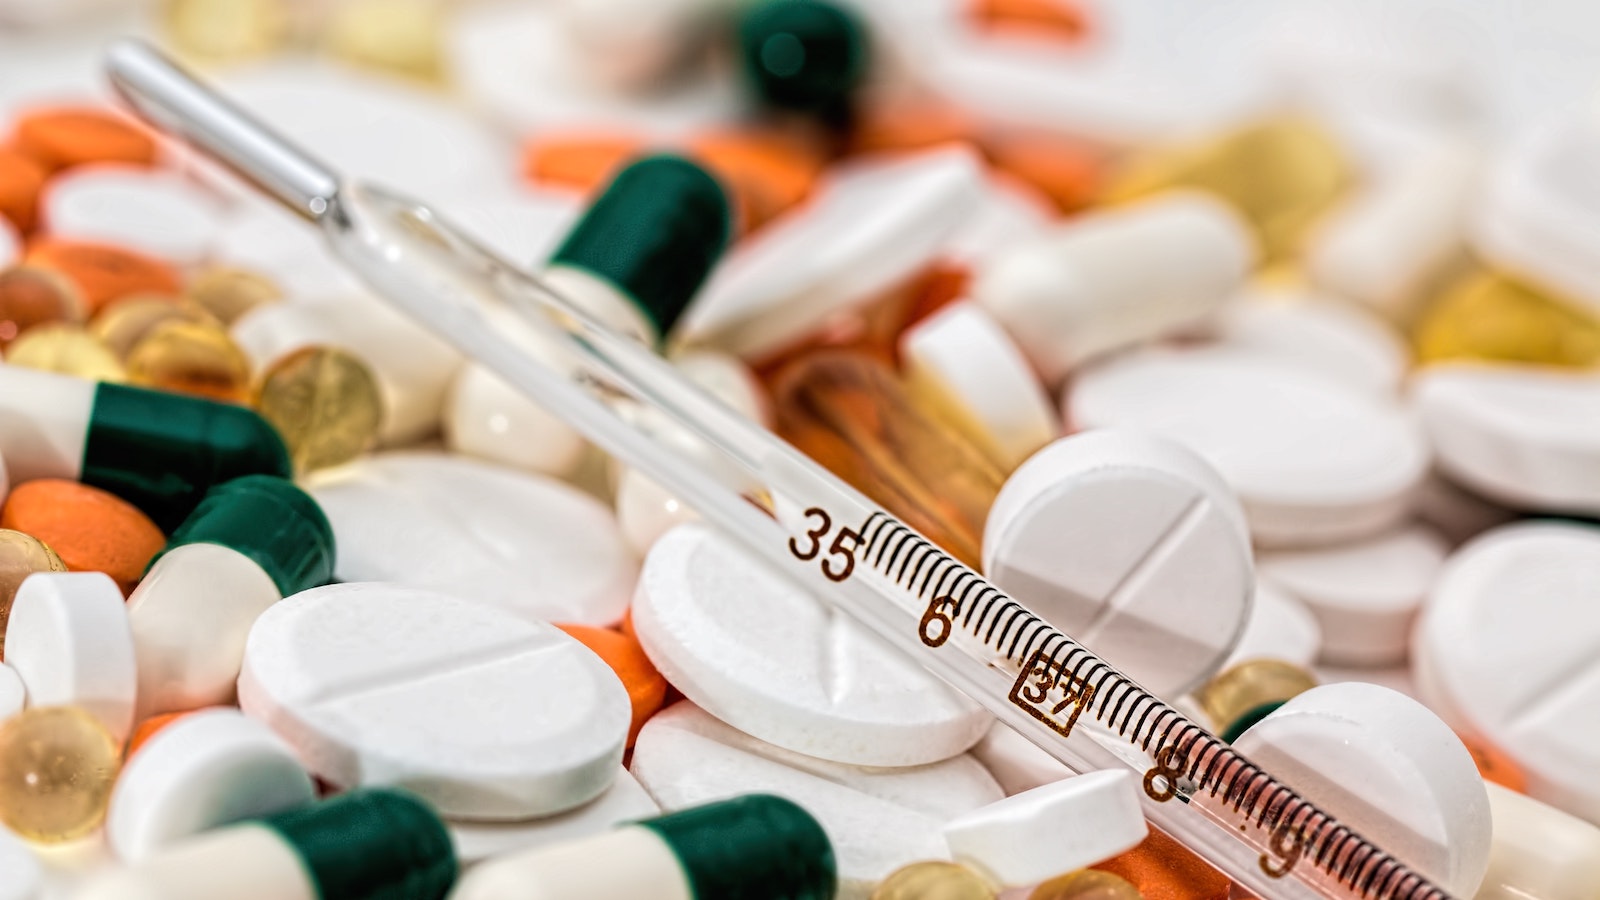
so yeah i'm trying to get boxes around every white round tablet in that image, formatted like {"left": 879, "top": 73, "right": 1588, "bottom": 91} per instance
{"left": 107, "top": 708, "right": 315, "bottom": 863}
{"left": 0, "top": 824, "right": 41, "bottom": 900}
{"left": 900, "top": 301, "right": 1058, "bottom": 471}
{"left": 983, "top": 430, "right": 1254, "bottom": 697}
{"left": 631, "top": 701, "right": 1003, "bottom": 897}
{"left": 5, "top": 572, "right": 137, "bottom": 743}
{"left": 1259, "top": 525, "right": 1446, "bottom": 668}
{"left": 0, "top": 662, "right": 23, "bottom": 725}
{"left": 1413, "top": 365, "right": 1600, "bottom": 515}
{"left": 1229, "top": 682, "right": 1492, "bottom": 898}
{"left": 1413, "top": 522, "right": 1600, "bottom": 824}
{"left": 1223, "top": 580, "right": 1322, "bottom": 671}
{"left": 1069, "top": 348, "right": 1429, "bottom": 547}
{"left": 1214, "top": 289, "right": 1409, "bottom": 397}
{"left": 943, "top": 770, "right": 1147, "bottom": 887}
{"left": 677, "top": 146, "right": 985, "bottom": 362}
{"left": 634, "top": 523, "right": 989, "bottom": 767}
{"left": 231, "top": 291, "right": 464, "bottom": 447}
{"left": 43, "top": 167, "right": 221, "bottom": 267}
{"left": 308, "top": 452, "right": 637, "bottom": 626}
{"left": 239, "top": 582, "right": 630, "bottom": 820}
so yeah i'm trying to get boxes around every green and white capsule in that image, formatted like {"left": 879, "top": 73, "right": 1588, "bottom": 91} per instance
{"left": 128, "top": 474, "right": 334, "bottom": 718}
{"left": 73, "top": 789, "right": 457, "bottom": 900}
{"left": 0, "top": 366, "right": 291, "bottom": 531}
{"left": 450, "top": 794, "right": 836, "bottom": 900}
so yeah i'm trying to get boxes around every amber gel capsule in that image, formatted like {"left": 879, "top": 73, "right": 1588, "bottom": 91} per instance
{"left": 0, "top": 366, "right": 290, "bottom": 531}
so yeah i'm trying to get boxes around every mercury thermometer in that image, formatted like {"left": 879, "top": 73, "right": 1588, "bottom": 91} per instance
{"left": 105, "top": 39, "right": 1455, "bottom": 900}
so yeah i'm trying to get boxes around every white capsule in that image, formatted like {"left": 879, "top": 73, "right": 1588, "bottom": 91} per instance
{"left": 900, "top": 301, "right": 1057, "bottom": 471}
{"left": 1230, "top": 682, "right": 1491, "bottom": 898}
{"left": 107, "top": 708, "right": 314, "bottom": 863}
{"left": 1258, "top": 524, "right": 1447, "bottom": 668}
{"left": 983, "top": 430, "right": 1254, "bottom": 697}
{"left": 1476, "top": 782, "right": 1600, "bottom": 900}
{"left": 6, "top": 571, "right": 136, "bottom": 743}
{"left": 43, "top": 167, "right": 222, "bottom": 267}
{"left": 1413, "top": 522, "right": 1600, "bottom": 824}
{"left": 1413, "top": 364, "right": 1600, "bottom": 515}
{"left": 943, "top": 771, "right": 1146, "bottom": 887}
{"left": 973, "top": 193, "right": 1257, "bottom": 385}
{"left": 1306, "top": 141, "right": 1478, "bottom": 322}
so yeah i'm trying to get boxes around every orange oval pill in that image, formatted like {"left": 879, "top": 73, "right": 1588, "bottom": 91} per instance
{"left": 556, "top": 623, "right": 667, "bottom": 747}
{"left": 125, "top": 710, "right": 197, "bottom": 759}
{"left": 984, "top": 131, "right": 1101, "bottom": 214}
{"left": 26, "top": 239, "right": 181, "bottom": 314}
{"left": 1093, "top": 827, "right": 1232, "bottom": 900}
{"left": 13, "top": 108, "right": 159, "bottom": 173}
{"left": 1458, "top": 732, "right": 1527, "bottom": 793}
{"left": 967, "top": 0, "right": 1091, "bottom": 42}
{"left": 691, "top": 130, "right": 827, "bottom": 233}
{"left": 849, "top": 101, "right": 977, "bottom": 156}
{"left": 523, "top": 133, "right": 645, "bottom": 194}
{"left": 0, "top": 479, "right": 165, "bottom": 596}
{"left": 0, "top": 149, "right": 48, "bottom": 233}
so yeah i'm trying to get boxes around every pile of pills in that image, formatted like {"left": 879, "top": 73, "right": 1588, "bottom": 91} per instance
{"left": 1, "top": 1, "right": 1600, "bottom": 899}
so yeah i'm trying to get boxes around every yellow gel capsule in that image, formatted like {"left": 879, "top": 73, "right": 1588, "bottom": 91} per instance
{"left": 0, "top": 529, "right": 68, "bottom": 660}
{"left": 125, "top": 318, "right": 253, "bottom": 404}
{"left": 255, "top": 345, "right": 384, "bottom": 473}
{"left": 773, "top": 350, "right": 1005, "bottom": 568}
{"left": 1194, "top": 659, "right": 1317, "bottom": 741}
{"left": 324, "top": 0, "right": 446, "bottom": 83}
{"left": 1414, "top": 270, "right": 1600, "bottom": 368}
{"left": 185, "top": 266, "right": 283, "bottom": 325}
{"left": 91, "top": 296, "right": 214, "bottom": 360}
{"left": 0, "top": 706, "right": 121, "bottom": 843}
{"left": 6, "top": 323, "right": 126, "bottom": 382}
{"left": 872, "top": 861, "right": 997, "bottom": 900}
{"left": 163, "top": 0, "right": 290, "bottom": 64}
{"left": 1106, "top": 118, "right": 1348, "bottom": 263}
{"left": 1030, "top": 870, "right": 1145, "bottom": 900}
{"left": 0, "top": 266, "right": 86, "bottom": 350}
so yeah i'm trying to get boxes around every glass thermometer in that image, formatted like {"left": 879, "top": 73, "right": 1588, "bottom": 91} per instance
{"left": 105, "top": 39, "right": 1455, "bottom": 900}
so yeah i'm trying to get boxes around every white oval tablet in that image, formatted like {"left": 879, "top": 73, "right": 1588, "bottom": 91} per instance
{"left": 1229, "top": 682, "right": 1492, "bottom": 898}
{"left": 239, "top": 582, "right": 630, "bottom": 820}
{"left": 231, "top": 292, "right": 463, "bottom": 447}
{"left": 307, "top": 452, "right": 637, "bottom": 626}
{"left": 1223, "top": 580, "right": 1322, "bottom": 671}
{"left": 1413, "top": 365, "right": 1600, "bottom": 515}
{"left": 1412, "top": 522, "right": 1600, "bottom": 824}
{"left": 943, "top": 770, "right": 1147, "bottom": 887}
{"left": 983, "top": 430, "right": 1254, "bottom": 697}
{"left": 1070, "top": 348, "right": 1429, "bottom": 547}
{"left": 0, "top": 824, "right": 41, "bottom": 900}
{"left": 1214, "top": 290, "right": 1409, "bottom": 397}
{"left": 1259, "top": 525, "right": 1446, "bottom": 668}
{"left": 43, "top": 167, "right": 221, "bottom": 267}
{"left": 107, "top": 708, "right": 314, "bottom": 863}
{"left": 634, "top": 523, "right": 989, "bottom": 767}
{"left": 631, "top": 701, "right": 1003, "bottom": 898}
{"left": 0, "top": 662, "right": 23, "bottom": 725}
{"left": 901, "top": 301, "right": 1058, "bottom": 470}
{"left": 678, "top": 146, "right": 985, "bottom": 362}
{"left": 449, "top": 766, "right": 659, "bottom": 864}
{"left": 6, "top": 572, "right": 136, "bottom": 742}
